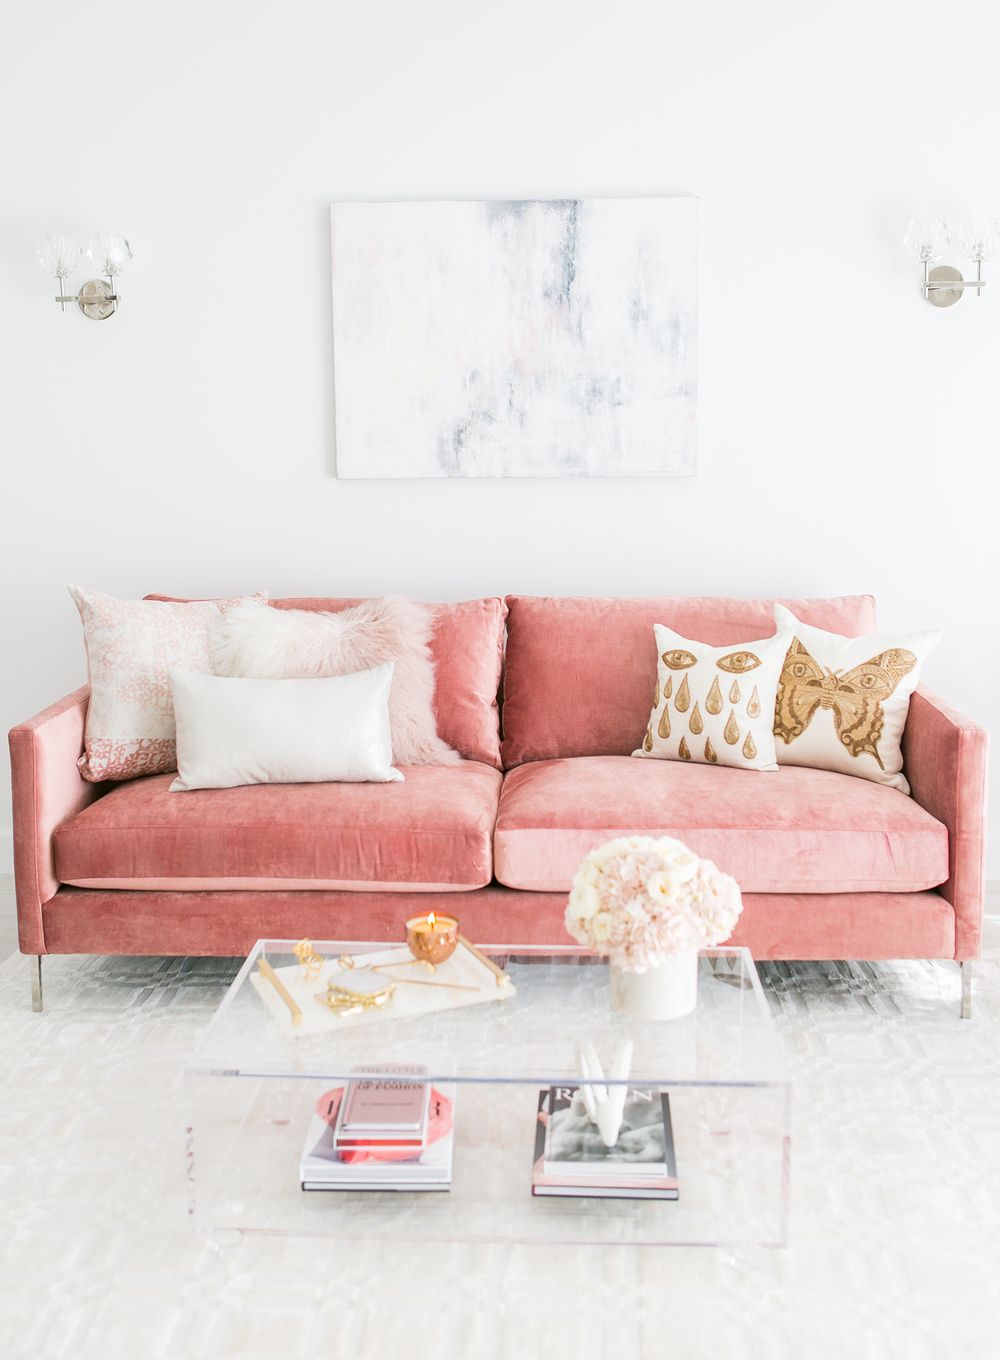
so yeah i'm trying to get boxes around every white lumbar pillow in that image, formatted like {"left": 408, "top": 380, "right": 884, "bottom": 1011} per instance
{"left": 633, "top": 624, "right": 793, "bottom": 772}
{"left": 169, "top": 663, "right": 403, "bottom": 791}
{"left": 772, "top": 604, "right": 940, "bottom": 793}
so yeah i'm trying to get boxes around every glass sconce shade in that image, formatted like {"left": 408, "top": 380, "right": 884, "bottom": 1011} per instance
{"left": 35, "top": 234, "right": 82, "bottom": 278}
{"left": 956, "top": 218, "right": 1000, "bottom": 263}
{"left": 903, "top": 218, "right": 950, "bottom": 264}
{"left": 86, "top": 233, "right": 133, "bottom": 277}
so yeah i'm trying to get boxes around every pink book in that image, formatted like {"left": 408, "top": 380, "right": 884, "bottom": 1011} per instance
{"left": 336, "top": 1065, "right": 430, "bottom": 1146}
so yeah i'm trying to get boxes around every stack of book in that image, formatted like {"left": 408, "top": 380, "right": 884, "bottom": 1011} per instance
{"left": 299, "top": 1064, "right": 454, "bottom": 1192}
{"left": 531, "top": 1085, "right": 679, "bottom": 1200}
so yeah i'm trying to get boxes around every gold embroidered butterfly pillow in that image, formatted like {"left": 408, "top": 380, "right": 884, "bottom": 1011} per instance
{"left": 634, "top": 625, "right": 794, "bottom": 772}
{"left": 772, "top": 604, "right": 940, "bottom": 793}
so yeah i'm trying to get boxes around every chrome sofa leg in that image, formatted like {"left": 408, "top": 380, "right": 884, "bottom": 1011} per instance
{"left": 30, "top": 955, "right": 43, "bottom": 1013}
{"left": 960, "top": 961, "right": 972, "bottom": 1020}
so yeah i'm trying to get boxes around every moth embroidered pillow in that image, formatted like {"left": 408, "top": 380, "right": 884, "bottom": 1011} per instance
{"left": 633, "top": 625, "right": 793, "bottom": 772}
{"left": 70, "top": 585, "right": 267, "bottom": 782}
{"left": 772, "top": 604, "right": 940, "bottom": 793}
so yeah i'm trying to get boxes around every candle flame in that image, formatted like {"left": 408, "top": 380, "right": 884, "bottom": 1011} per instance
{"left": 427, "top": 912, "right": 436, "bottom": 928}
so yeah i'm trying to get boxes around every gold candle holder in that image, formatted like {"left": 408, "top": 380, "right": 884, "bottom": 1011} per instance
{"left": 405, "top": 912, "right": 459, "bottom": 966}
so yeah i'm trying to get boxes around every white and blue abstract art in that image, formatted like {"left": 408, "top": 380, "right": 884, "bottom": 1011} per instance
{"left": 330, "top": 197, "right": 697, "bottom": 478}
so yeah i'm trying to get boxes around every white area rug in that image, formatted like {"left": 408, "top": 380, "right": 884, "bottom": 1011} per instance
{"left": 1, "top": 950, "right": 997, "bottom": 1360}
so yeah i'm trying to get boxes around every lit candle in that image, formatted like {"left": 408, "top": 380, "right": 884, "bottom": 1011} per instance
{"left": 405, "top": 911, "right": 459, "bottom": 966}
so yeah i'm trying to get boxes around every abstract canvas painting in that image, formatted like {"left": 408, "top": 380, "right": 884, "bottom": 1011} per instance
{"left": 330, "top": 197, "right": 697, "bottom": 478}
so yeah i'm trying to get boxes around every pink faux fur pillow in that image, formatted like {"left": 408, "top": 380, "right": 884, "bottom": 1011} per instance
{"left": 210, "top": 596, "right": 460, "bottom": 766}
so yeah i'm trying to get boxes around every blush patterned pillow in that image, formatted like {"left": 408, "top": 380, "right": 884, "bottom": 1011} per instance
{"left": 70, "top": 585, "right": 267, "bottom": 782}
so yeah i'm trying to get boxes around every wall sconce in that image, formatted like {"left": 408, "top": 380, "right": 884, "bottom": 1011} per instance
{"left": 904, "top": 218, "right": 1000, "bottom": 307}
{"left": 35, "top": 233, "right": 133, "bottom": 319}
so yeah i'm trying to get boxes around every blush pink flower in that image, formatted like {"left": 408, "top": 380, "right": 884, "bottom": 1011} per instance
{"left": 564, "top": 836, "right": 742, "bottom": 972}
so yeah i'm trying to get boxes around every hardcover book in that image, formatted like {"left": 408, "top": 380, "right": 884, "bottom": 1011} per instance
{"left": 301, "top": 1083, "right": 454, "bottom": 1192}
{"left": 336, "top": 1064, "right": 430, "bottom": 1146}
{"left": 532, "top": 1087, "right": 679, "bottom": 1200}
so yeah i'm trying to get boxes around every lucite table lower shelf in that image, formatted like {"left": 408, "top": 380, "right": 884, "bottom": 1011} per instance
{"left": 186, "top": 943, "right": 790, "bottom": 1247}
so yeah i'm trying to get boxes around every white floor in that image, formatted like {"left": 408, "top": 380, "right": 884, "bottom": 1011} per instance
{"left": 0, "top": 876, "right": 17, "bottom": 961}
{"left": 1, "top": 889, "right": 999, "bottom": 1360}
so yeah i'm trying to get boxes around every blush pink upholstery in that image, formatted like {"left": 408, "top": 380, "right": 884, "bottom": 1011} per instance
{"left": 9, "top": 687, "right": 103, "bottom": 954}
{"left": 37, "top": 886, "right": 955, "bottom": 960}
{"left": 54, "top": 764, "right": 501, "bottom": 892}
{"left": 500, "top": 594, "right": 877, "bottom": 768}
{"left": 8, "top": 592, "right": 988, "bottom": 980}
{"left": 494, "top": 757, "right": 949, "bottom": 894}
{"left": 147, "top": 595, "right": 506, "bottom": 769}
{"left": 903, "top": 691, "right": 989, "bottom": 958}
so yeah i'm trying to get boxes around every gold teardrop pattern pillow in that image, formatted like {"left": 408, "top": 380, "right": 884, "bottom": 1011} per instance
{"left": 635, "top": 624, "right": 793, "bottom": 772}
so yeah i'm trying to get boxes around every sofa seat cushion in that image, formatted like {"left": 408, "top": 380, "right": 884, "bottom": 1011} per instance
{"left": 55, "top": 763, "right": 502, "bottom": 891}
{"left": 493, "top": 756, "right": 949, "bottom": 894}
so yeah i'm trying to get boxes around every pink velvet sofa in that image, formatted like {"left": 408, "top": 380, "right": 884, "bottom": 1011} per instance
{"left": 9, "top": 594, "right": 988, "bottom": 1015}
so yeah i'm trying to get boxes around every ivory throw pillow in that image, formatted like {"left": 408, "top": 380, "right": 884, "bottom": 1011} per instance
{"left": 772, "top": 605, "right": 939, "bottom": 793}
{"left": 634, "top": 625, "right": 792, "bottom": 772}
{"left": 210, "top": 595, "right": 459, "bottom": 766}
{"left": 70, "top": 585, "right": 266, "bottom": 782}
{"left": 169, "top": 664, "right": 403, "bottom": 791}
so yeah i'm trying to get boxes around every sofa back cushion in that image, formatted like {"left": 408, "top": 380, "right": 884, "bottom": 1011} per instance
{"left": 500, "top": 595, "right": 877, "bottom": 768}
{"left": 147, "top": 596, "right": 506, "bottom": 769}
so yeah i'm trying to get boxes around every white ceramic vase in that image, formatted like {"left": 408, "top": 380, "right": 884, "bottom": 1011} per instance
{"left": 609, "top": 949, "right": 699, "bottom": 1021}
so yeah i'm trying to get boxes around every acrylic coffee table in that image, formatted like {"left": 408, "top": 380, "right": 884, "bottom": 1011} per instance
{"left": 186, "top": 941, "right": 789, "bottom": 1247}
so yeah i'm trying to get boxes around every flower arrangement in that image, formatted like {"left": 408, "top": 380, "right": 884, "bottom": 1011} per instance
{"left": 565, "top": 835, "right": 742, "bottom": 973}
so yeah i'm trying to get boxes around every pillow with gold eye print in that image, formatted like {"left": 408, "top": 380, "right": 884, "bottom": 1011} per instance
{"left": 771, "top": 605, "right": 940, "bottom": 793}
{"left": 634, "top": 625, "right": 794, "bottom": 772}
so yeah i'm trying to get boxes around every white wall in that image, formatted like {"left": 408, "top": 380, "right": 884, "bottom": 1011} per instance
{"left": 2, "top": 0, "right": 998, "bottom": 873}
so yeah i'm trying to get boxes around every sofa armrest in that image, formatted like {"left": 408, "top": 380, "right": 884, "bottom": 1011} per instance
{"left": 8, "top": 688, "right": 100, "bottom": 954}
{"left": 902, "top": 689, "right": 989, "bottom": 959}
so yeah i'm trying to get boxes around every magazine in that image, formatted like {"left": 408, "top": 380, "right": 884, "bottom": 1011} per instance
{"left": 532, "top": 1087, "right": 679, "bottom": 1200}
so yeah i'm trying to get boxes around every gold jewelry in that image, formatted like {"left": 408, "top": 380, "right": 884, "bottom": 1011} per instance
{"left": 294, "top": 939, "right": 325, "bottom": 981}
{"left": 337, "top": 953, "right": 479, "bottom": 993}
{"left": 316, "top": 969, "right": 396, "bottom": 1016}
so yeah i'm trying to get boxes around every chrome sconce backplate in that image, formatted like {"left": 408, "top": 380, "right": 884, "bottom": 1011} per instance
{"left": 66, "top": 279, "right": 117, "bottom": 320}
{"left": 925, "top": 265, "right": 967, "bottom": 308}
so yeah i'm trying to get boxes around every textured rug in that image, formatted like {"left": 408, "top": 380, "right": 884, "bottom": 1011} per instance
{"left": 0, "top": 950, "right": 997, "bottom": 1360}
